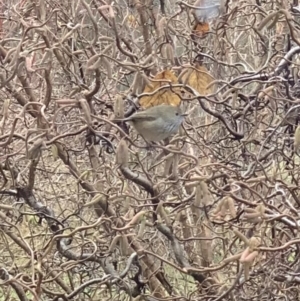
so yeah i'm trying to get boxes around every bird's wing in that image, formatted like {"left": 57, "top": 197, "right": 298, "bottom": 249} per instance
{"left": 127, "top": 114, "right": 157, "bottom": 122}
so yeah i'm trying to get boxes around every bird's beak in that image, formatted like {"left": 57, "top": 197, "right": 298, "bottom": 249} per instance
{"left": 181, "top": 113, "right": 188, "bottom": 117}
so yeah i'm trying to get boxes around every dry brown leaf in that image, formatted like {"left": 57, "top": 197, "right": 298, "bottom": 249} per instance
{"left": 181, "top": 65, "right": 214, "bottom": 98}
{"left": 139, "top": 70, "right": 181, "bottom": 108}
{"left": 192, "top": 22, "right": 210, "bottom": 39}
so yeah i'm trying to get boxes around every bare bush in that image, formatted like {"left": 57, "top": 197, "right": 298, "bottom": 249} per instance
{"left": 1, "top": 0, "right": 300, "bottom": 300}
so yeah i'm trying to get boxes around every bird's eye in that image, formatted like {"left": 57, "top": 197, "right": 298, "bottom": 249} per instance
{"left": 175, "top": 112, "right": 179, "bottom": 116}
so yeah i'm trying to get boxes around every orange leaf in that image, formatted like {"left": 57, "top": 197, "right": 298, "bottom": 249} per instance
{"left": 181, "top": 65, "right": 214, "bottom": 98}
{"left": 192, "top": 22, "right": 210, "bottom": 39}
{"left": 139, "top": 70, "right": 181, "bottom": 109}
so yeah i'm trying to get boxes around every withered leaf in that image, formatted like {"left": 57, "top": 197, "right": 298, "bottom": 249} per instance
{"left": 181, "top": 65, "right": 214, "bottom": 98}
{"left": 192, "top": 22, "right": 210, "bottom": 39}
{"left": 139, "top": 70, "right": 181, "bottom": 108}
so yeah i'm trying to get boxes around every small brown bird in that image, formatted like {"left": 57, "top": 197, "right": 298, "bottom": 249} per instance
{"left": 116, "top": 104, "right": 187, "bottom": 142}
